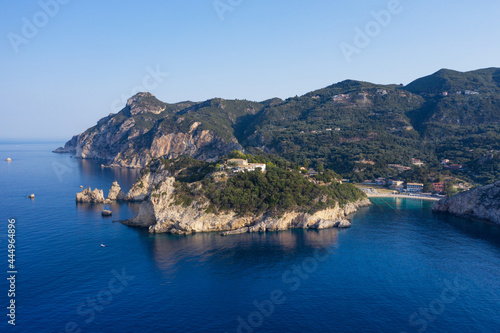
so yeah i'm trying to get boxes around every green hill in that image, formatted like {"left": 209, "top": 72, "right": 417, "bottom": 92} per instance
{"left": 56, "top": 68, "right": 500, "bottom": 185}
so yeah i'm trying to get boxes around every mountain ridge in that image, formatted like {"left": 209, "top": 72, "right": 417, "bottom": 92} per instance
{"left": 55, "top": 67, "right": 500, "bottom": 184}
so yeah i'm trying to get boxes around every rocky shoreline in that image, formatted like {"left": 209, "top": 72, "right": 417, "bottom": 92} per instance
{"left": 77, "top": 168, "right": 371, "bottom": 235}
{"left": 122, "top": 195, "right": 371, "bottom": 235}
{"left": 432, "top": 181, "right": 500, "bottom": 225}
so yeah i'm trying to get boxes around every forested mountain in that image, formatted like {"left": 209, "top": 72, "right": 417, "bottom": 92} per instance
{"left": 55, "top": 68, "right": 500, "bottom": 184}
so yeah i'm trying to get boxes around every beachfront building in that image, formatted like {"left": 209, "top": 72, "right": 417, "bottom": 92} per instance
{"left": 388, "top": 180, "right": 404, "bottom": 192}
{"left": 406, "top": 183, "right": 424, "bottom": 193}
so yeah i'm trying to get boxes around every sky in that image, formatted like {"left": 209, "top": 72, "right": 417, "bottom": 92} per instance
{"left": 1, "top": 0, "right": 500, "bottom": 140}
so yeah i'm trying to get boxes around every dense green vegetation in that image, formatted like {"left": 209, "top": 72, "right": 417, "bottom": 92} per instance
{"left": 235, "top": 69, "right": 500, "bottom": 185}
{"left": 75, "top": 68, "right": 500, "bottom": 186}
{"left": 160, "top": 155, "right": 366, "bottom": 216}
{"left": 204, "top": 165, "right": 364, "bottom": 215}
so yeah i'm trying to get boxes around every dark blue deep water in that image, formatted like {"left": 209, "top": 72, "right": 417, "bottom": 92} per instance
{"left": 1, "top": 143, "right": 499, "bottom": 333}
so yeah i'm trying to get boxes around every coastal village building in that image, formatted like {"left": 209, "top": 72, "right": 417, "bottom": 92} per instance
{"left": 388, "top": 164, "right": 411, "bottom": 172}
{"left": 357, "top": 158, "right": 376, "bottom": 165}
{"left": 226, "top": 159, "right": 266, "bottom": 173}
{"left": 406, "top": 183, "right": 424, "bottom": 193}
{"left": 411, "top": 158, "right": 425, "bottom": 167}
{"left": 433, "top": 182, "right": 444, "bottom": 193}
{"left": 388, "top": 180, "right": 404, "bottom": 191}
{"left": 307, "top": 169, "right": 318, "bottom": 176}
{"left": 333, "top": 94, "right": 350, "bottom": 102}
{"left": 445, "top": 164, "right": 465, "bottom": 170}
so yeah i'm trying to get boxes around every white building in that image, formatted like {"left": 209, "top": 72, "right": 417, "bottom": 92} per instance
{"left": 406, "top": 183, "right": 424, "bottom": 193}
{"left": 227, "top": 159, "right": 266, "bottom": 172}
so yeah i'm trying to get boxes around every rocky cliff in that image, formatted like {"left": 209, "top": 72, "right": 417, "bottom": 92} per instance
{"left": 119, "top": 159, "right": 371, "bottom": 235}
{"left": 432, "top": 181, "right": 500, "bottom": 225}
{"left": 54, "top": 92, "right": 257, "bottom": 168}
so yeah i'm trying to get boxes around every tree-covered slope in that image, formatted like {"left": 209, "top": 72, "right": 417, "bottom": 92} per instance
{"left": 151, "top": 154, "right": 366, "bottom": 217}
{"left": 56, "top": 68, "right": 500, "bottom": 184}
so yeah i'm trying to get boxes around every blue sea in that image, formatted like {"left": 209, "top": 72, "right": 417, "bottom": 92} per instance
{"left": 1, "top": 142, "right": 499, "bottom": 333}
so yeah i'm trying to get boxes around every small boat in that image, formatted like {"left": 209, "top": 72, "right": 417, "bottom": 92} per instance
{"left": 101, "top": 244, "right": 106, "bottom": 247}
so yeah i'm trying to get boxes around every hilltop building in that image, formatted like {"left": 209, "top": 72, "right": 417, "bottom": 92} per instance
{"left": 226, "top": 159, "right": 266, "bottom": 173}
{"left": 388, "top": 164, "right": 411, "bottom": 172}
{"left": 411, "top": 158, "right": 425, "bottom": 167}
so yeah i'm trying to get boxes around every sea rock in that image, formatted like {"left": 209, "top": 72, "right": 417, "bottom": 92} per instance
{"left": 432, "top": 180, "right": 500, "bottom": 225}
{"left": 107, "top": 181, "right": 126, "bottom": 201}
{"left": 76, "top": 188, "right": 105, "bottom": 203}
{"left": 336, "top": 219, "right": 352, "bottom": 228}
{"left": 101, "top": 210, "right": 112, "bottom": 217}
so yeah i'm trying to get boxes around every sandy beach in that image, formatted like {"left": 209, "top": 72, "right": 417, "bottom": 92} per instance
{"left": 365, "top": 193, "right": 441, "bottom": 201}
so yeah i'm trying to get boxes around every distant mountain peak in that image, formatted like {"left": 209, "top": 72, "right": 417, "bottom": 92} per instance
{"left": 126, "top": 92, "right": 166, "bottom": 115}
{"left": 405, "top": 67, "right": 500, "bottom": 94}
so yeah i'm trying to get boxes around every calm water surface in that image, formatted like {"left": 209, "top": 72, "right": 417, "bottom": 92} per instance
{"left": 0, "top": 143, "right": 499, "bottom": 333}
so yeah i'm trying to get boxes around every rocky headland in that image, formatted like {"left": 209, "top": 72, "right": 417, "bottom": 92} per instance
{"left": 54, "top": 92, "right": 251, "bottom": 168}
{"left": 432, "top": 180, "right": 500, "bottom": 225}
{"left": 76, "top": 156, "right": 371, "bottom": 235}
{"left": 118, "top": 157, "right": 371, "bottom": 235}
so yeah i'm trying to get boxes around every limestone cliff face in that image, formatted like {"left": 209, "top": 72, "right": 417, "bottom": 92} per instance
{"left": 432, "top": 181, "right": 500, "bottom": 225}
{"left": 120, "top": 167, "right": 371, "bottom": 235}
{"left": 54, "top": 92, "right": 245, "bottom": 168}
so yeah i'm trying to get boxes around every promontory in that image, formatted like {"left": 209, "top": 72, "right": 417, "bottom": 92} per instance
{"left": 119, "top": 153, "right": 371, "bottom": 235}
{"left": 432, "top": 180, "right": 500, "bottom": 225}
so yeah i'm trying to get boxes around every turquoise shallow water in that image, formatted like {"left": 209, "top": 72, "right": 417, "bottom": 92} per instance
{"left": 0, "top": 143, "right": 499, "bottom": 333}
